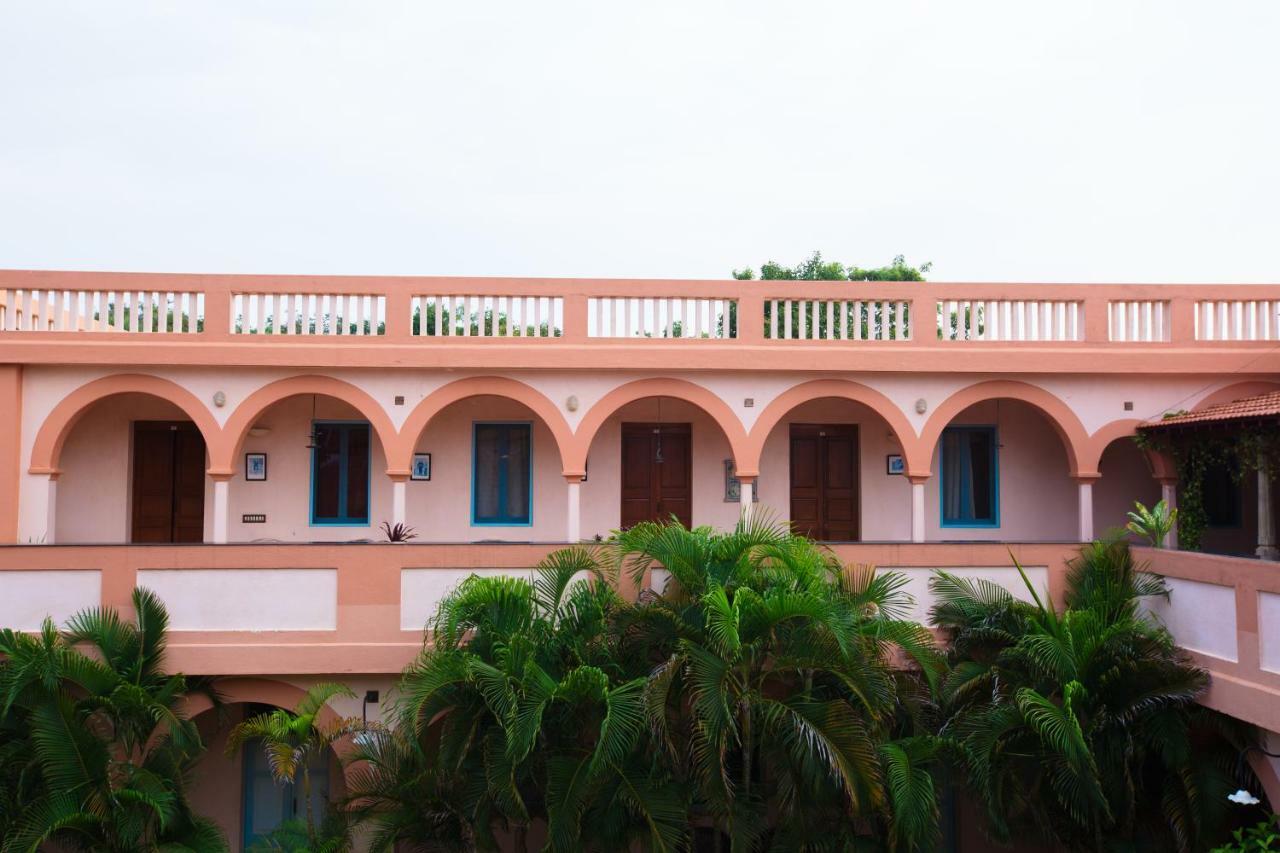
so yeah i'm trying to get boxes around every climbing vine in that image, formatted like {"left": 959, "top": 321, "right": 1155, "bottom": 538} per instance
{"left": 1134, "top": 420, "right": 1280, "bottom": 552}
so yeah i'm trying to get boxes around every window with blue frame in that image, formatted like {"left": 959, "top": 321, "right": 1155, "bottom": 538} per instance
{"left": 941, "top": 426, "right": 998, "bottom": 526}
{"left": 473, "top": 422, "right": 531, "bottom": 525}
{"left": 311, "top": 422, "right": 370, "bottom": 525}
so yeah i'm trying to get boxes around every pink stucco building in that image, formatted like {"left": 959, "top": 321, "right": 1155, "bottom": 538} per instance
{"left": 2, "top": 269, "right": 1279, "bottom": 846}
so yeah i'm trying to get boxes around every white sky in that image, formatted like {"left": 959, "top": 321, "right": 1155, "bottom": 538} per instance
{"left": 1, "top": 2, "right": 1278, "bottom": 282}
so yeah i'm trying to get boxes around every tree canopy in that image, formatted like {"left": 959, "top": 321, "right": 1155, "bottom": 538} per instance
{"left": 732, "top": 251, "right": 931, "bottom": 282}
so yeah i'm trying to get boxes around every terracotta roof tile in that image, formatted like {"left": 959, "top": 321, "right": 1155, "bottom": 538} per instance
{"left": 1143, "top": 389, "right": 1280, "bottom": 429}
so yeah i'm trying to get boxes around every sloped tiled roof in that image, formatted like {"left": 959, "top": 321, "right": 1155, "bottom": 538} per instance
{"left": 1144, "top": 389, "right": 1280, "bottom": 429}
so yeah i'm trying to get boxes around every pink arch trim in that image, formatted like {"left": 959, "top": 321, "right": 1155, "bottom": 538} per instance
{"left": 571, "top": 378, "right": 751, "bottom": 476}
{"left": 920, "top": 380, "right": 1090, "bottom": 478}
{"left": 29, "top": 374, "right": 220, "bottom": 475}
{"left": 1079, "top": 418, "right": 1145, "bottom": 477}
{"left": 393, "top": 376, "right": 574, "bottom": 473}
{"left": 743, "top": 379, "right": 924, "bottom": 475}
{"left": 184, "top": 676, "right": 340, "bottom": 728}
{"left": 1192, "top": 380, "right": 1280, "bottom": 412}
{"left": 214, "top": 375, "right": 398, "bottom": 477}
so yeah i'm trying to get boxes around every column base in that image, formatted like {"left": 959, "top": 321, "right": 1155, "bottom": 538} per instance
{"left": 1258, "top": 545, "right": 1280, "bottom": 562}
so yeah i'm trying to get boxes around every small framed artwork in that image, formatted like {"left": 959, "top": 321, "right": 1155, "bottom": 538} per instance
{"left": 245, "top": 453, "right": 268, "bottom": 481}
{"left": 885, "top": 454, "right": 905, "bottom": 476}
{"left": 411, "top": 453, "right": 432, "bottom": 481}
{"left": 723, "top": 459, "right": 760, "bottom": 502}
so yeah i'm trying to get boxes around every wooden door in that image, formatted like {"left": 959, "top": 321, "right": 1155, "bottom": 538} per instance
{"left": 789, "top": 424, "right": 859, "bottom": 541}
{"left": 131, "top": 422, "right": 206, "bottom": 543}
{"left": 620, "top": 423, "right": 692, "bottom": 529}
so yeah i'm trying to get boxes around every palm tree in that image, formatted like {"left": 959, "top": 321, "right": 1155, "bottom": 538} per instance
{"left": 393, "top": 545, "right": 686, "bottom": 852}
{"left": 0, "top": 587, "right": 226, "bottom": 852}
{"left": 931, "top": 538, "right": 1258, "bottom": 851}
{"left": 225, "top": 683, "right": 363, "bottom": 850}
{"left": 615, "top": 516, "right": 944, "bottom": 851}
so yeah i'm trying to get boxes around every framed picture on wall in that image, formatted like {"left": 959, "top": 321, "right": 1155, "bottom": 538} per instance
{"left": 411, "top": 453, "right": 432, "bottom": 481}
{"left": 723, "top": 459, "right": 760, "bottom": 502}
{"left": 886, "top": 454, "right": 905, "bottom": 476}
{"left": 245, "top": 453, "right": 267, "bottom": 481}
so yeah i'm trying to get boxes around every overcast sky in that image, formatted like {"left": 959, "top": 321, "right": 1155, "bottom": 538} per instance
{"left": 1, "top": 2, "right": 1277, "bottom": 282}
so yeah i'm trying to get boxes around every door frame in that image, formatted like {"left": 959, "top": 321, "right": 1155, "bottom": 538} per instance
{"left": 788, "top": 423, "right": 860, "bottom": 542}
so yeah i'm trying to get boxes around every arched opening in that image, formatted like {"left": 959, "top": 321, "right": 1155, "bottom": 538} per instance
{"left": 223, "top": 392, "right": 393, "bottom": 542}
{"left": 51, "top": 391, "right": 216, "bottom": 544}
{"left": 402, "top": 393, "right": 571, "bottom": 542}
{"left": 187, "top": 681, "right": 349, "bottom": 849}
{"left": 1092, "top": 435, "right": 1162, "bottom": 540}
{"left": 923, "top": 397, "right": 1079, "bottom": 541}
{"left": 579, "top": 394, "right": 746, "bottom": 537}
{"left": 750, "top": 396, "right": 914, "bottom": 541}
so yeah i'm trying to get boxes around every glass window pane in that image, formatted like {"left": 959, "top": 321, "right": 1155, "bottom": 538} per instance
{"left": 505, "top": 425, "right": 530, "bottom": 523}
{"left": 312, "top": 425, "right": 342, "bottom": 520}
{"left": 474, "top": 425, "right": 501, "bottom": 521}
{"left": 345, "top": 425, "right": 370, "bottom": 522}
{"left": 968, "top": 431, "right": 993, "bottom": 522}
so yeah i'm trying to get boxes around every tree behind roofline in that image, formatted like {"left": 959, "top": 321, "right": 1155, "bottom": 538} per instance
{"left": 732, "top": 252, "right": 930, "bottom": 341}
{"left": 732, "top": 250, "right": 931, "bottom": 282}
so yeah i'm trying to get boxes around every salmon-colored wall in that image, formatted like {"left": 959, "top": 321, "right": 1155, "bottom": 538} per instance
{"left": 0, "top": 366, "right": 20, "bottom": 543}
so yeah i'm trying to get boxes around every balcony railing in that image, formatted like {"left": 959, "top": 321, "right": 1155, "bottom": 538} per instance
{"left": 2, "top": 273, "right": 1279, "bottom": 367}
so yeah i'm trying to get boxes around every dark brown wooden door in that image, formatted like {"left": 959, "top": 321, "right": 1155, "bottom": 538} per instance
{"left": 620, "top": 423, "right": 692, "bottom": 529}
{"left": 131, "top": 422, "right": 206, "bottom": 543}
{"left": 789, "top": 424, "right": 859, "bottom": 541}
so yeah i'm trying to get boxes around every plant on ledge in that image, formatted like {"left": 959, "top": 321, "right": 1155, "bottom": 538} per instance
{"left": 931, "top": 538, "right": 1258, "bottom": 851}
{"left": 1126, "top": 498, "right": 1178, "bottom": 547}
{"left": 380, "top": 521, "right": 419, "bottom": 542}
{"left": 0, "top": 588, "right": 226, "bottom": 852}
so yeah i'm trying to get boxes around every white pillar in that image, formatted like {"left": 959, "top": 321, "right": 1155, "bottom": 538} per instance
{"left": 1076, "top": 479, "right": 1094, "bottom": 543}
{"left": 910, "top": 479, "right": 926, "bottom": 543}
{"left": 392, "top": 478, "right": 407, "bottom": 528}
{"left": 739, "top": 477, "right": 754, "bottom": 524}
{"left": 566, "top": 478, "right": 582, "bottom": 542}
{"left": 212, "top": 477, "right": 230, "bottom": 544}
{"left": 44, "top": 474, "right": 58, "bottom": 544}
{"left": 1258, "top": 457, "right": 1278, "bottom": 561}
{"left": 1160, "top": 480, "right": 1177, "bottom": 548}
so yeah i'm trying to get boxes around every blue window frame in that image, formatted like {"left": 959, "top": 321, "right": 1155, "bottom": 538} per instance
{"left": 472, "top": 422, "right": 532, "bottom": 526}
{"left": 310, "top": 421, "right": 371, "bottom": 525}
{"left": 940, "top": 426, "right": 999, "bottom": 527}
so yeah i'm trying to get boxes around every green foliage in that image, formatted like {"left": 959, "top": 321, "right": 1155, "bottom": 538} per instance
{"left": 1134, "top": 425, "right": 1280, "bottom": 552}
{"left": 364, "top": 519, "right": 947, "bottom": 851}
{"left": 732, "top": 250, "right": 931, "bottom": 282}
{"left": 932, "top": 539, "right": 1258, "bottom": 851}
{"left": 227, "top": 683, "right": 364, "bottom": 850}
{"left": 1213, "top": 817, "right": 1280, "bottom": 852}
{"left": 1126, "top": 499, "right": 1178, "bottom": 547}
{"left": 0, "top": 588, "right": 227, "bottom": 852}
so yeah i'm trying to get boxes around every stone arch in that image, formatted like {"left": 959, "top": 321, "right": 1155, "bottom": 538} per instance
{"left": 570, "top": 378, "right": 751, "bottom": 476}
{"left": 214, "top": 375, "right": 398, "bottom": 477}
{"left": 743, "top": 379, "right": 925, "bottom": 476}
{"left": 393, "top": 376, "right": 574, "bottom": 474}
{"left": 1192, "top": 380, "right": 1280, "bottom": 412}
{"left": 920, "top": 380, "right": 1091, "bottom": 476}
{"left": 30, "top": 374, "right": 221, "bottom": 474}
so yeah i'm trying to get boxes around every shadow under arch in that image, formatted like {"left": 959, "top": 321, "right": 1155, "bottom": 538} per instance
{"left": 30, "top": 373, "right": 220, "bottom": 474}
{"left": 569, "top": 377, "right": 751, "bottom": 476}
{"left": 743, "top": 379, "right": 925, "bottom": 476}
{"left": 919, "top": 380, "right": 1091, "bottom": 477}
{"left": 213, "top": 375, "right": 398, "bottom": 477}
{"left": 392, "top": 376, "right": 574, "bottom": 475}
